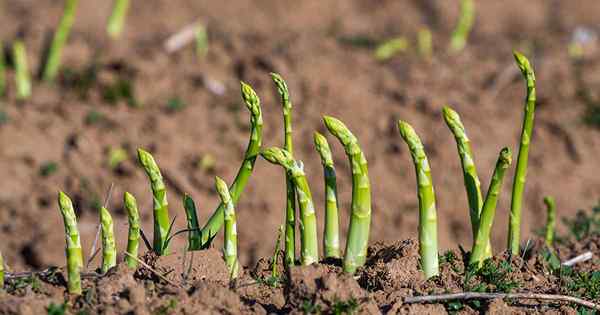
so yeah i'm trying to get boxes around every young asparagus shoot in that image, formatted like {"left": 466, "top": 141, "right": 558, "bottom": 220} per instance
{"left": 449, "top": 0, "right": 475, "bottom": 53}
{"left": 271, "top": 72, "right": 297, "bottom": 267}
{"left": 107, "top": 0, "right": 130, "bottom": 39}
{"left": 374, "top": 37, "right": 409, "bottom": 61}
{"left": 58, "top": 191, "right": 83, "bottom": 295}
{"left": 314, "top": 132, "right": 340, "bottom": 259}
{"left": 183, "top": 194, "right": 202, "bottom": 250}
{"left": 508, "top": 51, "right": 536, "bottom": 255}
{"left": 397, "top": 121, "right": 439, "bottom": 278}
{"left": 100, "top": 207, "right": 117, "bottom": 273}
{"left": 0, "top": 250, "right": 4, "bottom": 288}
{"left": 195, "top": 24, "right": 208, "bottom": 58}
{"left": 199, "top": 81, "right": 263, "bottom": 248}
{"left": 42, "top": 0, "right": 78, "bottom": 82}
{"left": 544, "top": 196, "right": 556, "bottom": 247}
{"left": 323, "top": 116, "right": 371, "bottom": 273}
{"left": 215, "top": 176, "right": 239, "bottom": 279}
{"left": 12, "top": 40, "right": 31, "bottom": 100}
{"left": 261, "top": 147, "right": 319, "bottom": 265}
{"left": 442, "top": 106, "right": 491, "bottom": 257}
{"left": 469, "top": 148, "right": 512, "bottom": 268}
{"left": 124, "top": 192, "right": 140, "bottom": 268}
{"left": 137, "top": 148, "right": 170, "bottom": 255}
{"left": 418, "top": 28, "right": 433, "bottom": 59}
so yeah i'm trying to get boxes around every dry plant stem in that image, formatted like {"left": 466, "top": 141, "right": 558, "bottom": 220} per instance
{"left": 43, "top": 0, "right": 78, "bottom": 82}
{"left": 398, "top": 121, "right": 438, "bottom": 278}
{"left": 323, "top": 116, "right": 371, "bottom": 273}
{"left": 122, "top": 252, "right": 181, "bottom": 287}
{"left": 404, "top": 292, "right": 600, "bottom": 311}
{"left": 271, "top": 73, "right": 296, "bottom": 267}
{"left": 164, "top": 21, "right": 203, "bottom": 53}
{"left": 137, "top": 149, "right": 170, "bottom": 255}
{"left": 562, "top": 251, "right": 593, "bottom": 267}
{"left": 183, "top": 194, "right": 202, "bottom": 250}
{"left": 449, "top": 0, "right": 475, "bottom": 52}
{"left": 469, "top": 148, "right": 512, "bottom": 268}
{"left": 124, "top": 192, "right": 140, "bottom": 268}
{"left": 107, "top": 0, "right": 130, "bottom": 39}
{"left": 199, "top": 82, "right": 262, "bottom": 248}
{"left": 58, "top": 191, "right": 83, "bottom": 295}
{"left": 261, "top": 148, "right": 319, "bottom": 265}
{"left": 215, "top": 176, "right": 239, "bottom": 279}
{"left": 100, "top": 207, "right": 116, "bottom": 273}
{"left": 13, "top": 41, "right": 31, "bottom": 100}
{"left": 508, "top": 51, "right": 536, "bottom": 255}
{"left": 314, "top": 132, "right": 340, "bottom": 259}
{"left": 543, "top": 196, "right": 556, "bottom": 247}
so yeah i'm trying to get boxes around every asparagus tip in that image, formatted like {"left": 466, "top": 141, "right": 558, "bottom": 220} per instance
{"left": 499, "top": 147, "right": 512, "bottom": 165}
{"left": 214, "top": 176, "right": 229, "bottom": 200}
{"left": 240, "top": 81, "right": 260, "bottom": 113}
{"left": 270, "top": 73, "right": 290, "bottom": 107}
{"left": 260, "top": 147, "right": 293, "bottom": 168}
{"left": 512, "top": 50, "right": 533, "bottom": 76}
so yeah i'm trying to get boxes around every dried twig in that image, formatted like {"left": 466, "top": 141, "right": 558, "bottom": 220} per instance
{"left": 404, "top": 292, "right": 600, "bottom": 311}
{"left": 562, "top": 251, "right": 593, "bottom": 267}
{"left": 123, "top": 252, "right": 181, "bottom": 288}
{"left": 5, "top": 268, "right": 101, "bottom": 280}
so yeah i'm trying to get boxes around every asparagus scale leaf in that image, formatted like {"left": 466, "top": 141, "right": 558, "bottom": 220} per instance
{"left": 323, "top": 116, "right": 371, "bottom": 274}
{"left": 58, "top": 191, "right": 83, "bottom": 295}
{"left": 100, "top": 207, "right": 117, "bottom": 273}
{"left": 124, "top": 192, "right": 140, "bottom": 268}
{"left": 398, "top": 121, "right": 439, "bottom": 279}
{"left": 215, "top": 176, "right": 239, "bottom": 279}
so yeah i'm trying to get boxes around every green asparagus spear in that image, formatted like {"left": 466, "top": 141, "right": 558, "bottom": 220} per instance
{"left": 215, "top": 176, "right": 239, "bottom": 279}
{"left": 261, "top": 147, "right": 319, "bottom": 265}
{"left": 544, "top": 196, "right": 556, "bottom": 247}
{"left": 43, "top": 0, "right": 78, "bottom": 82}
{"left": 100, "top": 207, "right": 116, "bottom": 273}
{"left": 13, "top": 41, "right": 31, "bottom": 100}
{"left": 449, "top": 0, "right": 475, "bottom": 53}
{"left": 271, "top": 73, "right": 297, "bottom": 267}
{"left": 469, "top": 148, "right": 512, "bottom": 268}
{"left": 58, "top": 191, "right": 83, "bottom": 295}
{"left": 314, "top": 132, "right": 340, "bottom": 259}
{"left": 0, "top": 250, "right": 4, "bottom": 289}
{"left": 398, "top": 121, "right": 439, "bottom": 278}
{"left": 418, "top": 28, "right": 433, "bottom": 59}
{"left": 508, "top": 51, "right": 536, "bottom": 255}
{"left": 124, "top": 192, "right": 140, "bottom": 268}
{"left": 137, "top": 149, "right": 170, "bottom": 255}
{"left": 323, "top": 116, "right": 371, "bottom": 273}
{"left": 199, "top": 81, "right": 263, "bottom": 248}
{"left": 183, "top": 194, "right": 202, "bottom": 250}
{"left": 107, "top": 0, "right": 130, "bottom": 39}
{"left": 195, "top": 24, "right": 208, "bottom": 58}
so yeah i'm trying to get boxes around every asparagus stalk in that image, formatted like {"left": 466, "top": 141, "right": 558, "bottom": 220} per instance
{"left": 442, "top": 106, "right": 491, "bottom": 258}
{"left": 195, "top": 24, "right": 208, "bottom": 58}
{"left": 272, "top": 225, "right": 284, "bottom": 278}
{"left": 58, "top": 191, "right": 83, "bottom": 295}
{"left": 397, "top": 121, "right": 439, "bottom": 278}
{"left": 314, "top": 132, "right": 340, "bottom": 259}
{"left": 418, "top": 28, "right": 433, "bottom": 59}
{"left": 42, "top": 0, "right": 78, "bottom": 82}
{"left": 199, "top": 81, "right": 262, "bottom": 248}
{"left": 137, "top": 149, "right": 170, "bottom": 255}
{"left": 469, "top": 148, "right": 512, "bottom": 268}
{"left": 100, "top": 207, "right": 117, "bottom": 273}
{"left": 124, "top": 192, "right": 140, "bottom": 268}
{"left": 449, "top": 0, "right": 475, "bottom": 53}
{"left": 323, "top": 116, "right": 371, "bottom": 273}
{"left": 12, "top": 41, "right": 31, "bottom": 100}
{"left": 107, "top": 0, "right": 130, "bottom": 39}
{"left": 261, "top": 147, "right": 319, "bottom": 265}
{"left": 183, "top": 194, "right": 202, "bottom": 250}
{"left": 544, "top": 196, "right": 556, "bottom": 247}
{"left": 215, "top": 176, "right": 239, "bottom": 279}
{"left": 0, "top": 250, "right": 4, "bottom": 289}
{"left": 508, "top": 51, "right": 536, "bottom": 255}
{"left": 271, "top": 73, "right": 297, "bottom": 267}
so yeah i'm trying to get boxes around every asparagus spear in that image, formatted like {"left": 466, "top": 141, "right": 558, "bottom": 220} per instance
{"left": 0, "top": 250, "right": 4, "bottom": 289}
{"left": 261, "top": 147, "right": 319, "bottom": 265}
{"left": 469, "top": 148, "right": 512, "bottom": 268}
{"left": 124, "top": 192, "right": 140, "bottom": 268}
{"left": 58, "top": 191, "right": 83, "bottom": 295}
{"left": 199, "top": 81, "right": 263, "bottom": 248}
{"left": 398, "top": 121, "right": 439, "bottom": 278}
{"left": 43, "top": 0, "right": 78, "bottom": 82}
{"left": 100, "top": 207, "right": 116, "bottom": 273}
{"left": 215, "top": 176, "right": 239, "bottom": 279}
{"left": 323, "top": 116, "right": 371, "bottom": 273}
{"left": 183, "top": 194, "right": 202, "bottom": 250}
{"left": 314, "top": 132, "right": 340, "bottom": 259}
{"left": 107, "top": 0, "right": 130, "bottom": 39}
{"left": 271, "top": 225, "right": 284, "bottom": 279}
{"left": 137, "top": 149, "right": 170, "bottom": 255}
{"left": 508, "top": 51, "right": 536, "bottom": 255}
{"left": 449, "top": 0, "right": 475, "bottom": 53}
{"left": 271, "top": 73, "right": 297, "bottom": 267}
{"left": 544, "top": 196, "right": 556, "bottom": 247}
{"left": 12, "top": 41, "right": 31, "bottom": 100}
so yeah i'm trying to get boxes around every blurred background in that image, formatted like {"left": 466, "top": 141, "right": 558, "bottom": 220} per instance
{"left": 1, "top": 0, "right": 600, "bottom": 271}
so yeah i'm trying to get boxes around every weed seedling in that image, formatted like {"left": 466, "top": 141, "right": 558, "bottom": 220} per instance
{"left": 40, "top": 161, "right": 59, "bottom": 177}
